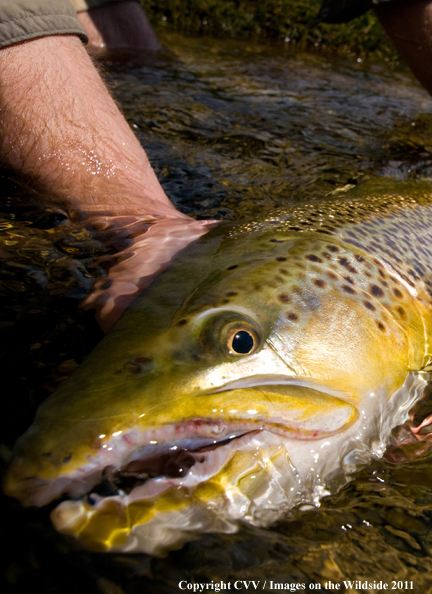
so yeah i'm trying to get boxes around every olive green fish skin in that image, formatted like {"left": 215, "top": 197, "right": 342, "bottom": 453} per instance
{"left": 5, "top": 179, "right": 432, "bottom": 553}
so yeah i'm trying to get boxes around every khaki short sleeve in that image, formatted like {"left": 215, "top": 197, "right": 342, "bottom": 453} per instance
{"left": 0, "top": 0, "right": 87, "bottom": 48}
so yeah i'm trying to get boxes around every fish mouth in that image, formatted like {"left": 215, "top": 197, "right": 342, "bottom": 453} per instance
{"left": 7, "top": 379, "right": 358, "bottom": 507}
{"left": 88, "top": 428, "right": 260, "bottom": 501}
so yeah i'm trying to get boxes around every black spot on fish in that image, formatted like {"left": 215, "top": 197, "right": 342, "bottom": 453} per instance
{"left": 286, "top": 313, "right": 298, "bottom": 322}
{"left": 306, "top": 254, "right": 323, "bottom": 263}
{"left": 342, "top": 285, "right": 356, "bottom": 294}
{"left": 376, "top": 321, "right": 386, "bottom": 332}
{"left": 279, "top": 269, "right": 289, "bottom": 275}
{"left": 397, "top": 306, "right": 406, "bottom": 319}
{"left": 276, "top": 257, "right": 287, "bottom": 261}
{"left": 373, "top": 259, "right": 384, "bottom": 269}
{"left": 278, "top": 293, "right": 291, "bottom": 303}
{"left": 327, "top": 271, "right": 338, "bottom": 280}
{"left": 222, "top": 299, "right": 230, "bottom": 304}
{"left": 364, "top": 301, "right": 375, "bottom": 311}
{"left": 227, "top": 265, "right": 238, "bottom": 270}
{"left": 63, "top": 454, "right": 72, "bottom": 464}
{"left": 343, "top": 276, "right": 355, "bottom": 285}
{"left": 346, "top": 239, "right": 367, "bottom": 251}
{"left": 354, "top": 254, "right": 365, "bottom": 263}
{"left": 327, "top": 245, "right": 340, "bottom": 253}
{"left": 322, "top": 252, "right": 331, "bottom": 260}
{"left": 226, "top": 291, "right": 238, "bottom": 297}
{"left": 270, "top": 239, "right": 285, "bottom": 243}
{"left": 313, "top": 279, "right": 327, "bottom": 289}
{"left": 370, "top": 285, "right": 384, "bottom": 298}
{"left": 177, "top": 319, "right": 188, "bottom": 326}
{"left": 338, "top": 257, "right": 358, "bottom": 274}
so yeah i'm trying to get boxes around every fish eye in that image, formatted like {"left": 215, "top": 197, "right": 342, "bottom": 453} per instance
{"left": 222, "top": 322, "right": 260, "bottom": 357}
{"left": 227, "top": 329, "right": 257, "bottom": 355}
{"left": 199, "top": 313, "right": 261, "bottom": 358}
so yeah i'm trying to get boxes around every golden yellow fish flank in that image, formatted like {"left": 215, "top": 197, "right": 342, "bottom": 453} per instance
{"left": 4, "top": 179, "right": 432, "bottom": 555}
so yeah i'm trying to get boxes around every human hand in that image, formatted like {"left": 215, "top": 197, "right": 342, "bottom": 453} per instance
{"left": 81, "top": 215, "right": 217, "bottom": 332}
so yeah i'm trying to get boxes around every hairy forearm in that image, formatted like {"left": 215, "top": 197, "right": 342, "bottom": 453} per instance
{"left": 0, "top": 34, "right": 181, "bottom": 220}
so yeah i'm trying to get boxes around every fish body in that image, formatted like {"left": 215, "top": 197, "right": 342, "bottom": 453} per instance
{"left": 4, "top": 179, "right": 432, "bottom": 555}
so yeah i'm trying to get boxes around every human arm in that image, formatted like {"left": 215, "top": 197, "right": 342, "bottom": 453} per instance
{"left": 75, "top": 0, "right": 161, "bottom": 57}
{"left": 0, "top": 33, "right": 214, "bottom": 330}
{"left": 0, "top": 33, "right": 174, "bottom": 217}
{"left": 374, "top": 0, "right": 432, "bottom": 96}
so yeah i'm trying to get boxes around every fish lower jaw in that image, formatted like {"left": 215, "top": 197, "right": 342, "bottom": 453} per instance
{"left": 50, "top": 429, "right": 297, "bottom": 555}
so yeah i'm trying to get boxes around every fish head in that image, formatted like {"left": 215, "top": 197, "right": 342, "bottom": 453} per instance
{"left": 4, "top": 228, "right": 427, "bottom": 554}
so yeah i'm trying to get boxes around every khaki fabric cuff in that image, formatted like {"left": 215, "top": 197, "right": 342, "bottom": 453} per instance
{"left": 0, "top": 0, "right": 87, "bottom": 49}
{"left": 71, "top": 0, "right": 140, "bottom": 13}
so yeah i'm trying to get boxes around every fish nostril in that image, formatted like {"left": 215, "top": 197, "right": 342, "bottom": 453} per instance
{"left": 133, "top": 357, "right": 153, "bottom": 364}
{"left": 124, "top": 357, "right": 154, "bottom": 374}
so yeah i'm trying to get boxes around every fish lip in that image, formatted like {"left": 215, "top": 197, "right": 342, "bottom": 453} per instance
{"left": 209, "top": 374, "right": 351, "bottom": 401}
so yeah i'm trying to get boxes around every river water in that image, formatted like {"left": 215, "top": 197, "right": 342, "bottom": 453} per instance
{"left": 2, "top": 31, "right": 432, "bottom": 593}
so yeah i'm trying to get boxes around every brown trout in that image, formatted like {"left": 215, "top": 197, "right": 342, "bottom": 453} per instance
{"left": 4, "top": 179, "right": 432, "bottom": 556}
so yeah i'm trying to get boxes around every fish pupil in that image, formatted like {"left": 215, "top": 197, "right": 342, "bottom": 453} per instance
{"left": 231, "top": 331, "right": 254, "bottom": 354}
